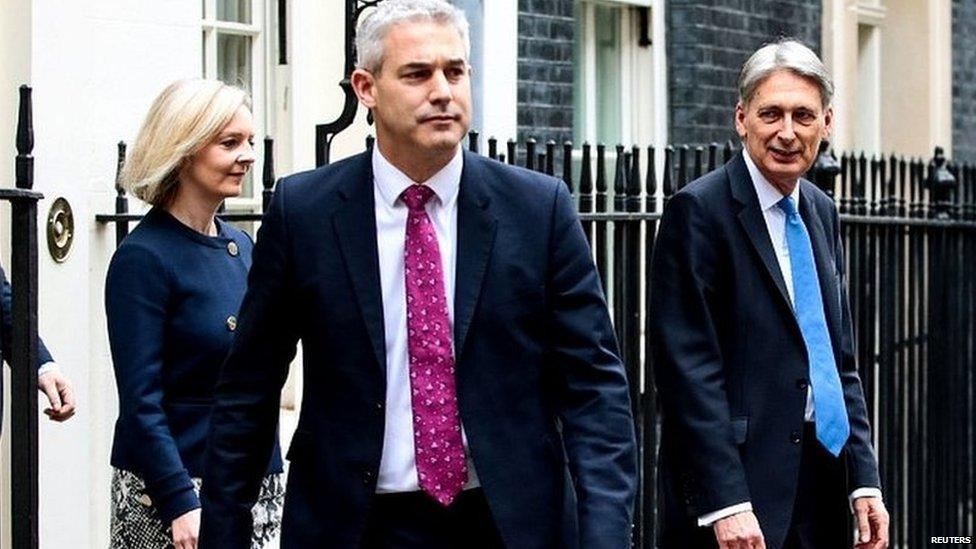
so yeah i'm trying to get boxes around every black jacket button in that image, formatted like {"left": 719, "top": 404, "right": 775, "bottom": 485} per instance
{"left": 790, "top": 431, "right": 802, "bottom": 444}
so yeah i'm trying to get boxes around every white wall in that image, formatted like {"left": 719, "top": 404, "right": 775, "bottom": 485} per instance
{"left": 1, "top": 1, "right": 32, "bottom": 545}
{"left": 0, "top": 2, "right": 202, "bottom": 546}
{"left": 823, "top": 0, "right": 953, "bottom": 156}
{"left": 880, "top": 0, "right": 952, "bottom": 157}
{"left": 481, "top": 0, "right": 518, "bottom": 143}
{"left": 0, "top": 0, "right": 32, "bottom": 214}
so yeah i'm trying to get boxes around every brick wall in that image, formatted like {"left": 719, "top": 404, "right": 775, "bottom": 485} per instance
{"left": 667, "top": 0, "right": 822, "bottom": 145}
{"left": 953, "top": 0, "right": 976, "bottom": 163}
{"left": 517, "top": 0, "right": 575, "bottom": 145}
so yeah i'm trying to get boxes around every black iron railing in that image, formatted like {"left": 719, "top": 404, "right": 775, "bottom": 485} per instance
{"left": 1, "top": 85, "right": 44, "bottom": 549}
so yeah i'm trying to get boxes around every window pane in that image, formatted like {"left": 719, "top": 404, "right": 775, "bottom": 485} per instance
{"left": 856, "top": 24, "right": 881, "bottom": 155}
{"left": 572, "top": 6, "right": 585, "bottom": 144}
{"left": 217, "top": 33, "right": 252, "bottom": 90}
{"left": 573, "top": 3, "right": 623, "bottom": 146}
{"left": 594, "top": 5, "right": 621, "bottom": 145}
{"left": 217, "top": 0, "right": 251, "bottom": 24}
{"left": 217, "top": 32, "right": 253, "bottom": 195}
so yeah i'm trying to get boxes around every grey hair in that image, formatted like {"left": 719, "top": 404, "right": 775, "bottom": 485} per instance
{"left": 738, "top": 39, "right": 834, "bottom": 108}
{"left": 355, "top": 0, "right": 470, "bottom": 73}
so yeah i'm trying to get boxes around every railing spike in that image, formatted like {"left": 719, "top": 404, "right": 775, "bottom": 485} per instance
{"left": 15, "top": 85, "right": 34, "bottom": 190}
{"left": 562, "top": 141, "right": 573, "bottom": 193}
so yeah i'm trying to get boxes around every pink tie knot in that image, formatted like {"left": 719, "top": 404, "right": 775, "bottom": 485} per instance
{"left": 401, "top": 184, "right": 436, "bottom": 211}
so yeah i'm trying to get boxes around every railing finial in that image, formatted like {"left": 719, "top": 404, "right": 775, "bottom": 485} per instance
{"left": 811, "top": 140, "right": 840, "bottom": 198}
{"left": 927, "top": 146, "right": 957, "bottom": 218}
{"left": 15, "top": 85, "right": 34, "bottom": 191}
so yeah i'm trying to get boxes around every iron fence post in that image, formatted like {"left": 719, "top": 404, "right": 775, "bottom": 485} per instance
{"left": 2, "top": 84, "right": 44, "bottom": 549}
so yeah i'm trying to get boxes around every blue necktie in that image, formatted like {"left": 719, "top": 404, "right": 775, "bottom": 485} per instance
{"left": 778, "top": 196, "right": 850, "bottom": 457}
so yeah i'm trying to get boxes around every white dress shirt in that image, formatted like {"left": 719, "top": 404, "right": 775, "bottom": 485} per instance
{"left": 38, "top": 362, "right": 59, "bottom": 377}
{"left": 697, "top": 151, "right": 881, "bottom": 527}
{"left": 372, "top": 146, "right": 480, "bottom": 493}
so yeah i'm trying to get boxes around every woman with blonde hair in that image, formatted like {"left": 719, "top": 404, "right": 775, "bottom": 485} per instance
{"left": 105, "top": 78, "right": 284, "bottom": 549}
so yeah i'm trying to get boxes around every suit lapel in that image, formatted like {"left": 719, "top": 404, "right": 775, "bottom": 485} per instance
{"left": 728, "top": 153, "right": 794, "bottom": 313}
{"left": 453, "top": 151, "right": 497, "bottom": 359}
{"left": 798, "top": 183, "right": 842, "bottom": 340}
{"left": 333, "top": 153, "right": 387, "bottom": 372}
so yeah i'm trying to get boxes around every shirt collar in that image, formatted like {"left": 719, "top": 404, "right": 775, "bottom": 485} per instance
{"left": 372, "top": 145, "right": 463, "bottom": 209}
{"left": 742, "top": 147, "right": 801, "bottom": 212}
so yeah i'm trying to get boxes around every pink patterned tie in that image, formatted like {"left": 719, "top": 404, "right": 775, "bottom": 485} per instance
{"left": 401, "top": 184, "right": 468, "bottom": 506}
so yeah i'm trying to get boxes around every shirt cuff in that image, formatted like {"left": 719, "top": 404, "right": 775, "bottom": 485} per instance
{"left": 37, "top": 362, "right": 60, "bottom": 378}
{"left": 698, "top": 502, "right": 753, "bottom": 527}
{"left": 849, "top": 487, "right": 883, "bottom": 509}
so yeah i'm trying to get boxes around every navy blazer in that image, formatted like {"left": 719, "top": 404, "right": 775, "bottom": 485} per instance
{"left": 200, "top": 151, "right": 638, "bottom": 548}
{"left": 649, "top": 153, "right": 881, "bottom": 549}
{"left": 105, "top": 208, "right": 283, "bottom": 523}
{"left": 0, "top": 265, "right": 54, "bottom": 435}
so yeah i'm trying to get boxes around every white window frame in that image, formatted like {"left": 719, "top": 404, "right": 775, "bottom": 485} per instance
{"left": 202, "top": 0, "right": 269, "bottom": 210}
{"left": 854, "top": 1, "right": 885, "bottom": 156}
{"left": 575, "top": 1, "right": 654, "bottom": 149}
{"left": 573, "top": 0, "right": 659, "bottom": 207}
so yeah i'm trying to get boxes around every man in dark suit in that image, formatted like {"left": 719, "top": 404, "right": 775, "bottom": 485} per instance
{"left": 200, "top": 1, "right": 637, "bottom": 547}
{"left": 0, "top": 265, "right": 75, "bottom": 434}
{"left": 650, "top": 40, "right": 889, "bottom": 549}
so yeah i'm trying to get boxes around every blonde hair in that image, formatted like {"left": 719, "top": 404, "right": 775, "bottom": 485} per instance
{"left": 121, "top": 79, "right": 250, "bottom": 205}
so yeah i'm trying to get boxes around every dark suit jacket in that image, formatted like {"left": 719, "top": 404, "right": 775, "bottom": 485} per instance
{"left": 649, "top": 153, "right": 881, "bottom": 549}
{"left": 200, "top": 150, "right": 638, "bottom": 548}
{"left": 0, "top": 265, "right": 54, "bottom": 434}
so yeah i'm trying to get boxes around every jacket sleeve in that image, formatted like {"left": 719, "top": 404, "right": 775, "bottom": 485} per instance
{"left": 544, "top": 182, "right": 638, "bottom": 549}
{"left": 831, "top": 207, "right": 882, "bottom": 490}
{"left": 200, "top": 181, "right": 299, "bottom": 548}
{"left": 649, "top": 192, "right": 751, "bottom": 516}
{"left": 2, "top": 266, "right": 12, "bottom": 364}
{"left": 1, "top": 265, "right": 54, "bottom": 368}
{"left": 105, "top": 244, "right": 197, "bottom": 523}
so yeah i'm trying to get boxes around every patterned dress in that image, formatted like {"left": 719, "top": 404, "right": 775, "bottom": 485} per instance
{"left": 109, "top": 469, "right": 284, "bottom": 548}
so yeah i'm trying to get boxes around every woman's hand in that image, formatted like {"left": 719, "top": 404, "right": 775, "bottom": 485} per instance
{"left": 171, "top": 508, "right": 201, "bottom": 549}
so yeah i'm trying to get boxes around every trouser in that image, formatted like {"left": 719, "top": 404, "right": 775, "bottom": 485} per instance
{"left": 360, "top": 488, "right": 506, "bottom": 549}
{"left": 782, "top": 423, "right": 852, "bottom": 549}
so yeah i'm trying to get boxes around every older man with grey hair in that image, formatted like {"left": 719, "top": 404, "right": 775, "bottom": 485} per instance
{"left": 200, "top": 0, "right": 637, "bottom": 547}
{"left": 650, "top": 39, "right": 889, "bottom": 549}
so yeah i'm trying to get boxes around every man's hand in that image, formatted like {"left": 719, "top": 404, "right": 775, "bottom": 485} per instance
{"left": 853, "top": 496, "right": 889, "bottom": 549}
{"left": 37, "top": 370, "right": 76, "bottom": 422}
{"left": 713, "top": 510, "right": 766, "bottom": 549}
{"left": 172, "top": 508, "right": 201, "bottom": 549}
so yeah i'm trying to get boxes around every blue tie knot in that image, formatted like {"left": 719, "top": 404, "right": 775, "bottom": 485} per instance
{"left": 777, "top": 195, "right": 799, "bottom": 219}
